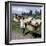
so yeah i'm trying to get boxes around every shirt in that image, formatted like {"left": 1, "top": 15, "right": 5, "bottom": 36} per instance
{"left": 20, "top": 19, "right": 25, "bottom": 28}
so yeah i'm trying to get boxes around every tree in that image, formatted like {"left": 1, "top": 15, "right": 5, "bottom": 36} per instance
{"left": 39, "top": 9, "right": 41, "bottom": 15}
{"left": 29, "top": 10, "right": 32, "bottom": 15}
{"left": 35, "top": 10, "right": 39, "bottom": 15}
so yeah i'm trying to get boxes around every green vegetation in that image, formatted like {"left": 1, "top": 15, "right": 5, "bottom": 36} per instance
{"left": 10, "top": 15, "right": 41, "bottom": 34}
{"left": 11, "top": 21, "right": 20, "bottom": 33}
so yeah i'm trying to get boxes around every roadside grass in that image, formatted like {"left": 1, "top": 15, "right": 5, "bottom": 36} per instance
{"left": 11, "top": 21, "right": 20, "bottom": 33}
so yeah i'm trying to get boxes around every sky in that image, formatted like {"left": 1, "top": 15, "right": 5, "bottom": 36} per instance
{"left": 11, "top": 6, "right": 41, "bottom": 15}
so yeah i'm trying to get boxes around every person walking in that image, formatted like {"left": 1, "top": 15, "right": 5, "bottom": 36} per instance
{"left": 20, "top": 16, "right": 25, "bottom": 34}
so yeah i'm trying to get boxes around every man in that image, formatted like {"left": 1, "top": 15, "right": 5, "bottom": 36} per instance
{"left": 20, "top": 16, "right": 25, "bottom": 34}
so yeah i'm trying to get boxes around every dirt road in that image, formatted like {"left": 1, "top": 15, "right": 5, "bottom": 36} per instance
{"left": 10, "top": 31, "right": 34, "bottom": 40}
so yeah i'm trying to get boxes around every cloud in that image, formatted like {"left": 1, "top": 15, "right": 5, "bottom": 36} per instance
{"left": 12, "top": 6, "right": 41, "bottom": 14}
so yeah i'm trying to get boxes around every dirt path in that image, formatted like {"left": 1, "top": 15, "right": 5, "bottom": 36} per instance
{"left": 11, "top": 31, "right": 34, "bottom": 40}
